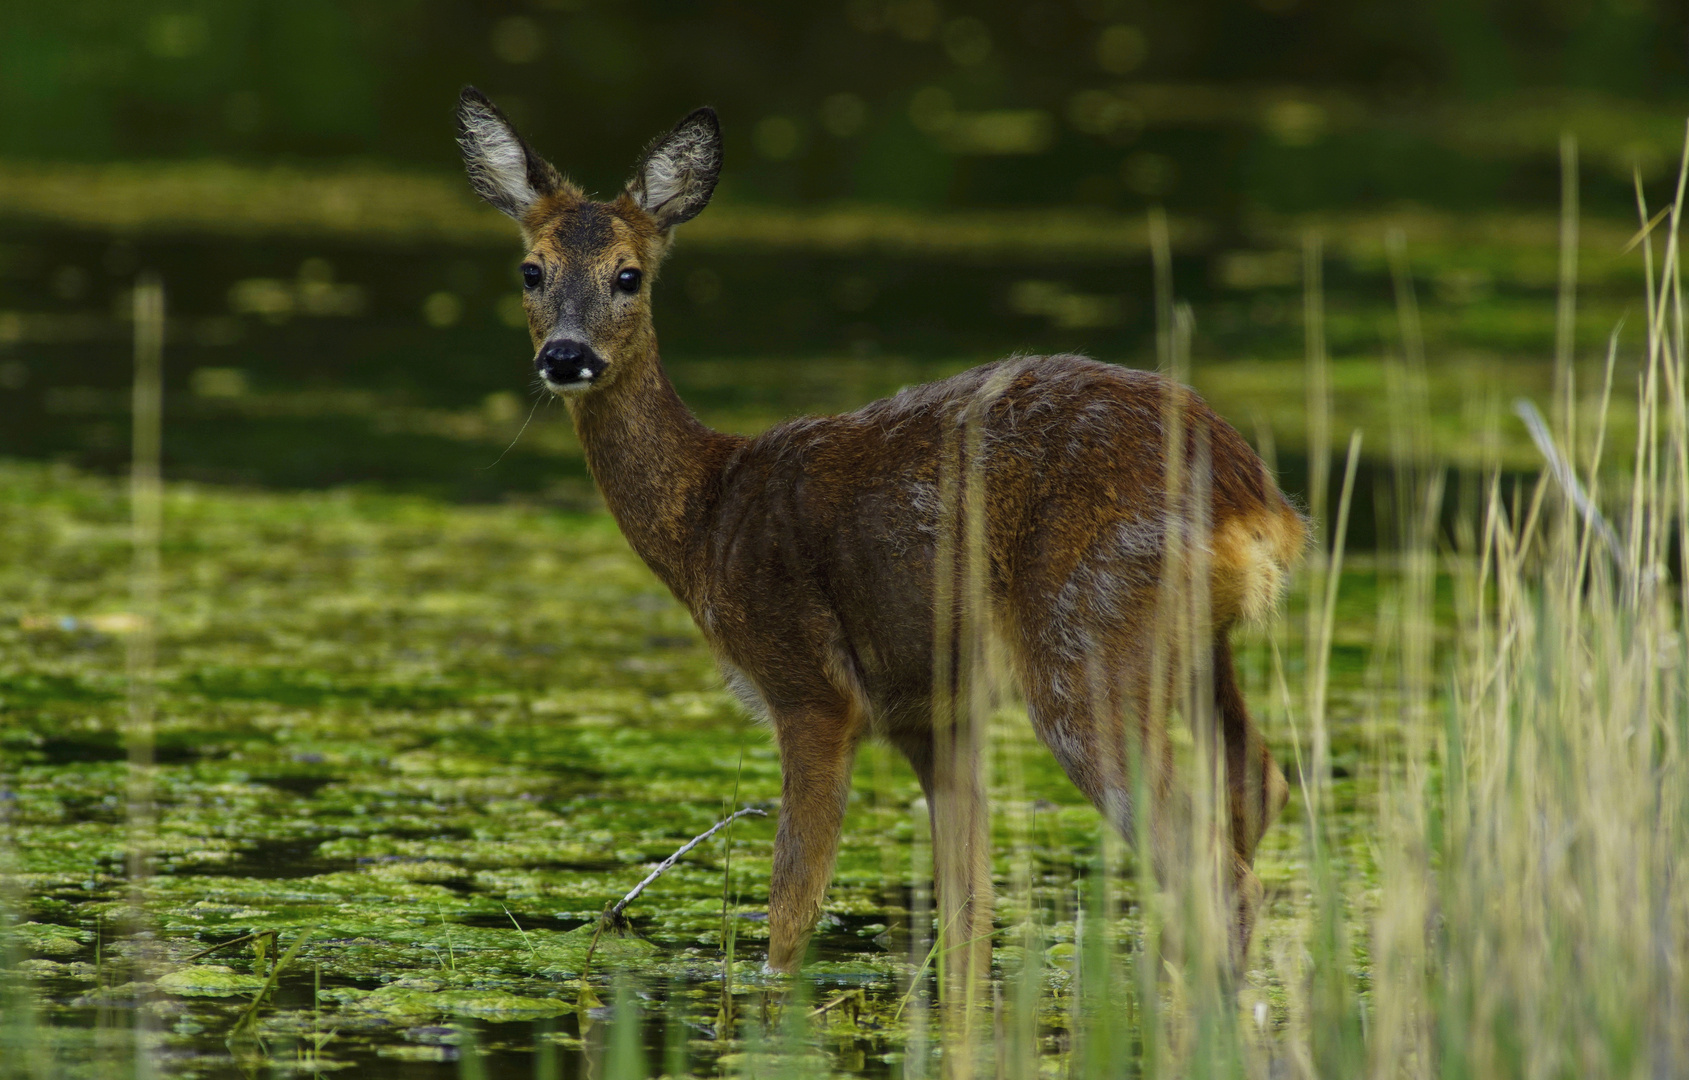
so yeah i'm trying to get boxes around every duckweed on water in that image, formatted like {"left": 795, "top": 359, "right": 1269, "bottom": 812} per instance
{"left": 153, "top": 966, "right": 268, "bottom": 998}
{"left": 0, "top": 460, "right": 1381, "bottom": 1075}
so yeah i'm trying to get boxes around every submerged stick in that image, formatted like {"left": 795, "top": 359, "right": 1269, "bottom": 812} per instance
{"left": 578, "top": 806, "right": 766, "bottom": 1011}
{"left": 811, "top": 989, "right": 862, "bottom": 1019}
{"left": 181, "top": 929, "right": 276, "bottom": 963}
{"left": 605, "top": 806, "right": 767, "bottom": 929}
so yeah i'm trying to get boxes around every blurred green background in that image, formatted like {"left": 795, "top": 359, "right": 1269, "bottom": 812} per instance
{"left": 2, "top": 0, "right": 1686, "bottom": 504}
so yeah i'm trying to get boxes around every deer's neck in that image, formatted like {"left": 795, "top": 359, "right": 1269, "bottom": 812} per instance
{"left": 568, "top": 348, "right": 743, "bottom": 603}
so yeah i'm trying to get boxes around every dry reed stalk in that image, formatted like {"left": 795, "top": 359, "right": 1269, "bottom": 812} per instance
{"left": 929, "top": 367, "right": 1019, "bottom": 1077}
{"left": 126, "top": 274, "right": 165, "bottom": 1080}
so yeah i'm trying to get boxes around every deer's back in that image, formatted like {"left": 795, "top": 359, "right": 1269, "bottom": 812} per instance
{"left": 698, "top": 355, "right": 1303, "bottom": 725}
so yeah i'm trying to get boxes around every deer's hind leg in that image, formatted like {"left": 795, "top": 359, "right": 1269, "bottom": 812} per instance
{"left": 1213, "top": 630, "right": 1287, "bottom": 962}
{"left": 1214, "top": 631, "right": 1288, "bottom": 867}
{"left": 885, "top": 724, "right": 995, "bottom": 1004}
{"left": 1011, "top": 627, "right": 1180, "bottom": 873}
{"left": 1010, "top": 603, "right": 1273, "bottom": 966}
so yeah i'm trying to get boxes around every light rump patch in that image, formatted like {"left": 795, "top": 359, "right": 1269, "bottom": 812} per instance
{"left": 1210, "top": 504, "right": 1308, "bottom": 624}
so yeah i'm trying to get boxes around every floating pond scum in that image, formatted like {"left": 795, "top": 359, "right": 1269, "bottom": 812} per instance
{"left": 4, "top": 133, "right": 1689, "bottom": 1076}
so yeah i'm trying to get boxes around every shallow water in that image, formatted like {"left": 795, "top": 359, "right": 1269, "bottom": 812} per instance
{"left": 0, "top": 459, "right": 1393, "bottom": 1077}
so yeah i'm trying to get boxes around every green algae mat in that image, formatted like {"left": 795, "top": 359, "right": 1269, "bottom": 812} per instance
{"left": 0, "top": 461, "right": 1363, "bottom": 1077}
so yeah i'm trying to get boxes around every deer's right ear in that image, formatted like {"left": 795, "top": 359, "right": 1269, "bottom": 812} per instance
{"left": 456, "top": 87, "right": 560, "bottom": 221}
{"left": 629, "top": 107, "right": 723, "bottom": 230}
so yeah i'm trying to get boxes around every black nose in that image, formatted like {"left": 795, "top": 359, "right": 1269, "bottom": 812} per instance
{"left": 535, "top": 338, "right": 606, "bottom": 388}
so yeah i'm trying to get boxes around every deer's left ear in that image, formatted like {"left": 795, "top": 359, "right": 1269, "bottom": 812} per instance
{"left": 456, "top": 87, "right": 561, "bottom": 221}
{"left": 628, "top": 107, "right": 722, "bottom": 230}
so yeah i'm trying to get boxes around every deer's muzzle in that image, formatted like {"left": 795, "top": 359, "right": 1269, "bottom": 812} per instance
{"left": 535, "top": 338, "right": 607, "bottom": 391}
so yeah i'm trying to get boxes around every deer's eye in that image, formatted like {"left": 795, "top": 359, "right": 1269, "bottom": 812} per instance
{"left": 521, "top": 264, "right": 542, "bottom": 290}
{"left": 616, "top": 267, "right": 642, "bottom": 293}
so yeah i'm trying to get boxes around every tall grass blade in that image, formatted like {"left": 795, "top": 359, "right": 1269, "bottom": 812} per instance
{"left": 126, "top": 274, "right": 165, "bottom": 1080}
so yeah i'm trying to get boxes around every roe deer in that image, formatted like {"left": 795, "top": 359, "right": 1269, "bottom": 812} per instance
{"left": 455, "top": 88, "right": 1305, "bottom": 977}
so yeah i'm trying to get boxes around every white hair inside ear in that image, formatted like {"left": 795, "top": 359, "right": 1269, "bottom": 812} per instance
{"left": 631, "top": 108, "right": 722, "bottom": 230}
{"left": 457, "top": 91, "right": 550, "bottom": 221}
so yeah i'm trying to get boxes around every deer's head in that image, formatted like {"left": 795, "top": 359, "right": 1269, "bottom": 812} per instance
{"left": 455, "top": 88, "right": 721, "bottom": 395}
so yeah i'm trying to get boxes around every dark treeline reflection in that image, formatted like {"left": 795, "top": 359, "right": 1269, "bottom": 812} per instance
{"left": 5, "top": 1, "right": 1686, "bottom": 218}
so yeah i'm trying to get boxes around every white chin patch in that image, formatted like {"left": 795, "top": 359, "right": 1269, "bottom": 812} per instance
{"left": 543, "top": 370, "right": 598, "bottom": 393}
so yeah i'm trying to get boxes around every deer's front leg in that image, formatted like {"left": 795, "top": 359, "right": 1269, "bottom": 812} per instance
{"left": 765, "top": 707, "right": 863, "bottom": 973}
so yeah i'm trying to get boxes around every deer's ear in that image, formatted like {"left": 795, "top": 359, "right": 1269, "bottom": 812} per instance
{"left": 456, "top": 87, "right": 560, "bottom": 221}
{"left": 628, "top": 107, "right": 722, "bottom": 230}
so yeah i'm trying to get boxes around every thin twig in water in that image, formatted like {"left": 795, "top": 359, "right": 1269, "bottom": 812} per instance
{"left": 182, "top": 930, "right": 277, "bottom": 963}
{"left": 608, "top": 806, "right": 768, "bottom": 928}
{"left": 575, "top": 806, "right": 767, "bottom": 1009}
{"left": 811, "top": 989, "right": 861, "bottom": 1020}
